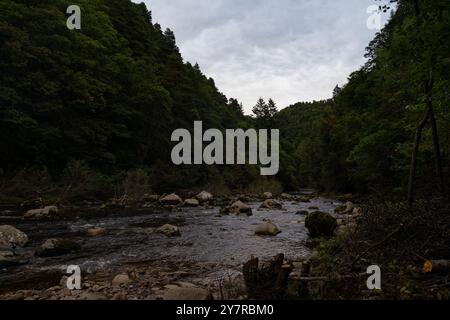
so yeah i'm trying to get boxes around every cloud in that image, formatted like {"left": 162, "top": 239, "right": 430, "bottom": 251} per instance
{"left": 133, "top": 0, "right": 390, "bottom": 113}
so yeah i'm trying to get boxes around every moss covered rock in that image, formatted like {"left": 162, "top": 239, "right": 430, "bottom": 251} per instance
{"left": 305, "top": 212, "right": 337, "bottom": 238}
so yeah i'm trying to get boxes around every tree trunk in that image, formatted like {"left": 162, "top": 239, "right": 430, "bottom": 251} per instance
{"left": 243, "top": 254, "right": 292, "bottom": 300}
{"left": 425, "top": 75, "right": 446, "bottom": 197}
{"left": 408, "top": 112, "right": 429, "bottom": 206}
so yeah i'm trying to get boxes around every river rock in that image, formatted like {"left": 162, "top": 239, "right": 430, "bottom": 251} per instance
{"left": 280, "top": 193, "right": 293, "bottom": 200}
{"left": 305, "top": 212, "right": 337, "bottom": 238}
{"left": 184, "top": 199, "right": 200, "bottom": 207}
{"left": 296, "top": 210, "right": 309, "bottom": 215}
{"left": 35, "top": 238, "right": 81, "bottom": 257}
{"left": 230, "top": 201, "right": 252, "bottom": 216}
{"left": 86, "top": 228, "right": 108, "bottom": 237}
{"left": 112, "top": 273, "right": 132, "bottom": 286}
{"left": 157, "top": 224, "right": 181, "bottom": 237}
{"left": 153, "top": 282, "right": 213, "bottom": 300}
{"left": 335, "top": 202, "right": 354, "bottom": 214}
{"left": 260, "top": 199, "right": 283, "bottom": 210}
{"left": 159, "top": 194, "right": 183, "bottom": 206}
{"left": 255, "top": 220, "right": 282, "bottom": 236}
{"left": 0, "top": 225, "right": 28, "bottom": 249}
{"left": 24, "top": 205, "right": 59, "bottom": 220}
{"left": 142, "top": 194, "right": 160, "bottom": 202}
{"left": 262, "top": 192, "right": 273, "bottom": 200}
{"left": 196, "top": 191, "right": 213, "bottom": 203}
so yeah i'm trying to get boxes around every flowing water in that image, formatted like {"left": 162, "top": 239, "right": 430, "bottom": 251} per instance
{"left": 0, "top": 193, "right": 341, "bottom": 293}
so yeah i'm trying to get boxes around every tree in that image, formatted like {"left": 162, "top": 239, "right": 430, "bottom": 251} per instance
{"left": 252, "top": 98, "right": 278, "bottom": 128}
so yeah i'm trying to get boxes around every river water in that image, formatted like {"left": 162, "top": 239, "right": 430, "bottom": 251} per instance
{"left": 0, "top": 194, "right": 340, "bottom": 293}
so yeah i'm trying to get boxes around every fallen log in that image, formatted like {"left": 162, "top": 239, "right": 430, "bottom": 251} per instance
{"left": 423, "top": 260, "right": 450, "bottom": 274}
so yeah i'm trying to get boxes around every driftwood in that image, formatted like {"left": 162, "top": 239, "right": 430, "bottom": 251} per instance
{"left": 243, "top": 254, "right": 292, "bottom": 300}
{"left": 424, "top": 260, "right": 450, "bottom": 274}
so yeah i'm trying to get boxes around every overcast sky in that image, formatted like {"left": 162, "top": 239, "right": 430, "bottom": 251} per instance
{"left": 133, "top": 0, "right": 390, "bottom": 113}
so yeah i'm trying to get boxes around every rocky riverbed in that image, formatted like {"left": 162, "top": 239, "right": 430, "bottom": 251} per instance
{"left": 0, "top": 191, "right": 345, "bottom": 300}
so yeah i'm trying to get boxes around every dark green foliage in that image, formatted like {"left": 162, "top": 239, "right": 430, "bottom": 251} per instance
{"left": 276, "top": 0, "right": 450, "bottom": 195}
{"left": 0, "top": 0, "right": 253, "bottom": 192}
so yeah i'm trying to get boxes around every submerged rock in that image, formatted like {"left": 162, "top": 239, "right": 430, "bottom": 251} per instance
{"left": 0, "top": 225, "right": 28, "bottom": 249}
{"left": 0, "top": 250, "right": 26, "bottom": 268}
{"left": 35, "top": 238, "right": 81, "bottom": 257}
{"left": 260, "top": 199, "right": 283, "bottom": 210}
{"left": 86, "top": 228, "right": 108, "bottom": 237}
{"left": 157, "top": 224, "right": 181, "bottom": 237}
{"left": 305, "top": 212, "right": 337, "bottom": 238}
{"left": 24, "top": 205, "right": 59, "bottom": 220}
{"left": 255, "top": 220, "right": 282, "bottom": 236}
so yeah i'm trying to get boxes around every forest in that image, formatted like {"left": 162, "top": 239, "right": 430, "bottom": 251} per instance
{"left": 0, "top": 0, "right": 449, "bottom": 301}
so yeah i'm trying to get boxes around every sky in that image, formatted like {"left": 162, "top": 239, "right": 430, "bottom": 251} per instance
{"left": 133, "top": 0, "right": 391, "bottom": 113}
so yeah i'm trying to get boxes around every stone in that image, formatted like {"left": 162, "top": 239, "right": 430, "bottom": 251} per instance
{"left": 24, "top": 205, "right": 59, "bottom": 220}
{"left": 296, "top": 210, "right": 309, "bottom": 215}
{"left": 196, "top": 191, "right": 213, "bottom": 203}
{"left": 153, "top": 282, "right": 213, "bottom": 300}
{"left": 35, "top": 238, "right": 81, "bottom": 257}
{"left": 305, "top": 212, "right": 337, "bottom": 238}
{"left": 157, "top": 224, "right": 181, "bottom": 237}
{"left": 159, "top": 194, "right": 183, "bottom": 206}
{"left": 184, "top": 199, "right": 200, "bottom": 207}
{"left": 255, "top": 220, "right": 282, "bottom": 236}
{"left": 0, "top": 225, "right": 28, "bottom": 249}
{"left": 260, "top": 199, "right": 283, "bottom": 210}
{"left": 280, "top": 193, "right": 293, "bottom": 200}
{"left": 86, "top": 228, "right": 108, "bottom": 237}
{"left": 335, "top": 202, "right": 354, "bottom": 214}
{"left": 112, "top": 273, "right": 131, "bottom": 286}
{"left": 262, "top": 192, "right": 273, "bottom": 200}
{"left": 230, "top": 201, "right": 252, "bottom": 216}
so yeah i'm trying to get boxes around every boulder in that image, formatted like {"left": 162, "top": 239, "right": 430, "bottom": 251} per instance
{"left": 296, "top": 210, "right": 309, "bottom": 216}
{"left": 230, "top": 201, "right": 252, "bottom": 216}
{"left": 86, "top": 228, "right": 108, "bottom": 237}
{"left": 260, "top": 199, "right": 283, "bottom": 210}
{"left": 0, "top": 225, "right": 28, "bottom": 249}
{"left": 280, "top": 193, "right": 293, "bottom": 200}
{"left": 184, "top": 199, "right": 200, "bottom": 207}
{"left": 153, "top": 282, "right": 213, "bottom": 300}
{"left": 305, "top": 212, "right": 337, "bottom": 238}
{"left": 112, "top": 273, "right": 132, "bottom": 286}
{"left": 196, "top": 191, "right": 213, "bottom": 203}
{"left": 262, "top": 192, "right": 273, "bottom": 200}
{"left": 159, "top": 194, "right": 183, "bottom": 206}
{"left": 24, "top": 205, "right": 59, "bottom": 220}
{"left": 35, "top": 238, "right": 81, "bottom": 257}
{"left": 157, "top": 224, "right": 181, "bottom": 237}
{"left": 255, "top": 220, "right": 282, "bottom": 236}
